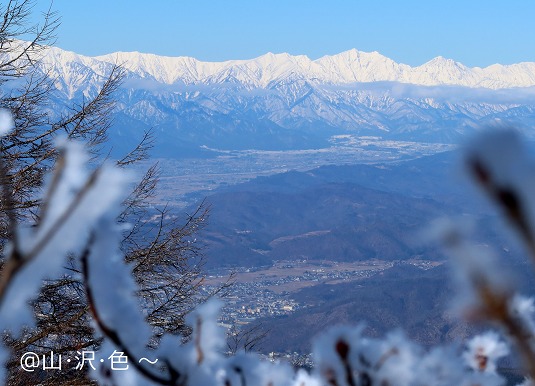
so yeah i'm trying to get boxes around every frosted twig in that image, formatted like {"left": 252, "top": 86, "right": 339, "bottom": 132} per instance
{"left": 81, "top": 234, "right": 184, "bottom": 386}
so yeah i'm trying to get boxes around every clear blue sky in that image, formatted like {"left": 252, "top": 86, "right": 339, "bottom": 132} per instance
{"left": 31, "top": 0, "right": 535, "bottom": 67}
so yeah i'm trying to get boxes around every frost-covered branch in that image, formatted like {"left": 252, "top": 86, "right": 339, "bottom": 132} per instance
{"left": 81, "top": 231, "right": 184, "bottom": 386}
{"left": 466, "top": 130, "right": 535, "bottom": 262}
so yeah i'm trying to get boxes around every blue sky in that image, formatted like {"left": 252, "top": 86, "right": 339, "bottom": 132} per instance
{"left": 33, "top": 0, "right": 535, "bottom": 67}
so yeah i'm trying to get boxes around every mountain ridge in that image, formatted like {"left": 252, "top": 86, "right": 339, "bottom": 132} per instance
{"left": 13, "top": 43, "right": 535, "bottom": 155}
{"left": 42, "top": 45, "right": 535, "bottom": 90}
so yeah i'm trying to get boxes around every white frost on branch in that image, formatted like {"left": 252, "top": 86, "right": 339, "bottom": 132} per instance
{"left": 0, "top": 140, "right": 130, "bottom": 332}
{"left": 0, "top": 109, "right": 14, "bottom": 136}
{"left": 466, "top": 129, "right": 535, "bottom": 257}
{"left": 88, "top": 218, "right": 152, "bottom": 357}
{"left": 510, "top": 294, "right": 535, "bottom": 338}
{"left": 463, "top": 331, "right": 509, "bottom": 373}
{"left": 426, "top": 217, "right": 512, "bottom": 316}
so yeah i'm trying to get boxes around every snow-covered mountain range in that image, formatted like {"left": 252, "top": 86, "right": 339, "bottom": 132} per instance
{"left": 44, "top": 46, "right": 535, "bottom": 90}
{"left": 33, "top": 46, "right": 535, "bottom": 156}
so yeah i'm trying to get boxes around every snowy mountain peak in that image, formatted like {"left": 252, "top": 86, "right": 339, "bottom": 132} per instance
{"left": 420, "top": 56, "right": 466, "bottom": 69}
{"left": 255, "top": 52, "right": 292, "bottom": 61}
{"left": 95, "top": 51, "right": 204, "bottom": 84}
{"left": 30, "top": 44, "right": 535, "bottom": 155}
{"left": 37, "top": 44, "right": 535, "bottom": 90}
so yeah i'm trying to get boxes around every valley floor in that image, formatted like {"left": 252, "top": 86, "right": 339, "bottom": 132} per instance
{"left": 149, "top": 137, "right": 455, "bottom": 207}
{"left": 201, "top": 258, "right": 444, "bottom": 332}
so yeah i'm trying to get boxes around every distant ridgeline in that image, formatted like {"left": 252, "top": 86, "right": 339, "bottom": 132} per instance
{"left": 16, "top": 45, "right": 535, "bottom": 157}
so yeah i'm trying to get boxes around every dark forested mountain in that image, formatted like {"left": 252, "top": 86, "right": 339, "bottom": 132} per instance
{"left": 199, "top": 150, "right": 516, "bottom": 268}
{"left": 257, "top": 265, "right": 465, "bottom": 353}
